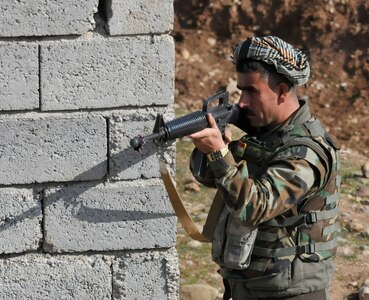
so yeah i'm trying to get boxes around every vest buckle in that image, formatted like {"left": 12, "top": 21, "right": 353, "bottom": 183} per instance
{"left": 305, "top": 212, "right": 318, "bottom": 224}
{"left": 298, "top": 243, "right": 316, "bottom": 254}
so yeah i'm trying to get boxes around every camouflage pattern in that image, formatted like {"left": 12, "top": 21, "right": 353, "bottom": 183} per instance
{"left": 194, "top": 100, "right": 340, "bottom": 297}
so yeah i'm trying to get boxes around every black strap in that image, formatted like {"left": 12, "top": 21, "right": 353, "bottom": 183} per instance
{"left": 223, "top": 279, "right": 232, "bottom": 300}
{"left": 265, "top": 207, "right": 339, "bottom": 228}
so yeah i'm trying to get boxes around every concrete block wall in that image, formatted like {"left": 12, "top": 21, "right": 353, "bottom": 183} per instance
{"left": 0, "top": 1, "right": 179, "bottom": 299}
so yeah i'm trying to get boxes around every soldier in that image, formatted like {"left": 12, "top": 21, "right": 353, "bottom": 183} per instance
{"left": 189, "top": 36, "right": 340, "bottom": 300}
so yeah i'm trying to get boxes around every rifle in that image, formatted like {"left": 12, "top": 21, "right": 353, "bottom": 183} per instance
{"left": 130, "top": 90, "right": 240, "bottom": 178}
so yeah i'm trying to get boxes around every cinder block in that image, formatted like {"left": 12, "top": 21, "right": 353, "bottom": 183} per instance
{"left": 105, "top": 0, "right": 173, "bottom": 35}
{"left": 113, "top": 248, "right": 179, "bottom": 300}
{"left": 0, "top": 254, "right": 111, "bottom": 299}
{"left": 0, "top": 188, "right": 42, "bottom": 254}
{"left": 0, "top": 43, "right": 39, "bottom": 111}
{"left": 109, "top": 111, "right": 161, "bottom": 180}
{"left": 43, "top": 179, "right": 176, "bottom": 253}
{"left": 0, "top": 0, "right": 98, "bottom": 37}
{"left": 40, "top": 35, "right": 174, "bottom": 110}
{"left": 109, "top": 109, "right": 176, "bottom": 180}
{"left": 0, "top": 114, "right": 107, "bottom": 185}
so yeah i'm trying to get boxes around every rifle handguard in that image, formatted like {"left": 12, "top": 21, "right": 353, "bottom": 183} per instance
{"left": 130, "top": 90, "right": 240, "bottom": 152}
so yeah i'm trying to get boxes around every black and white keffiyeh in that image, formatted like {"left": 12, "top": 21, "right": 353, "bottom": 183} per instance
{"left": 232, "top": 36, "right": 310, "bottom": 85}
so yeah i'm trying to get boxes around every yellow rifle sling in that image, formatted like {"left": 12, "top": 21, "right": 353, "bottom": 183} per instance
{"left": 160, "top": 163, "right": 210, "bottom": 243}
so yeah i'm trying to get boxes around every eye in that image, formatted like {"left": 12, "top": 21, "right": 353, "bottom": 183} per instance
{"left": 241, "top": 87, "right": 258, "bottom": 94}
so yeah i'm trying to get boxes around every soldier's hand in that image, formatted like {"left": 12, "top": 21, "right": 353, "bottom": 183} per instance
{"left": 189, "top": 113, "right": 227, "bottom": 154}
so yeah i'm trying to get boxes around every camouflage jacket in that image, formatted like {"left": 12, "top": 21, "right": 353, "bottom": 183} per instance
{"left": 201, "top": 100, "right": 340, "bottom": 291}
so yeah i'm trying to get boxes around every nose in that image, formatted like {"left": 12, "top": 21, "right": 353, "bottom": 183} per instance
{"left": 238, "top": 91, "right": 250, "bottom": 109}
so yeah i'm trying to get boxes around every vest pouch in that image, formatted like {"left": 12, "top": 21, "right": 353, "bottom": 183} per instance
{"left": 212, "top": 207, "right": 258, "bottom": 270}
{"left": 235, "top": 267, "right": 292, "bottom": 293}
{"left": 223, "top": 216, "right": 258, "bottom": 270}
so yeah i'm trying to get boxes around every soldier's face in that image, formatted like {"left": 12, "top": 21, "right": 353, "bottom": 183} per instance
{"left": 237, "top": 71, "right": 280, "bottom": 128}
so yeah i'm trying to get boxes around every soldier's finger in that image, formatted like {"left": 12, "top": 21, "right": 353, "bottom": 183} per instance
{"left": 188, "top": 129, "right": 208, "bottom": 139}
{"left": 207, "top": 113, "right": 218, "bottom": 129}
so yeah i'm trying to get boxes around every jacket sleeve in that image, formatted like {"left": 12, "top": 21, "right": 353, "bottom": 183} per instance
{"left": 208, "top": 146, "right": 327, "bottom": 226}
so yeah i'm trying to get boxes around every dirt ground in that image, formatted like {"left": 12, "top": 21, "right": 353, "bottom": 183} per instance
{"left": 173, "top": 0, "right": 369, "bottom": 155}
{"left": 172, "top": 1, "right": 369, "bottom": 299}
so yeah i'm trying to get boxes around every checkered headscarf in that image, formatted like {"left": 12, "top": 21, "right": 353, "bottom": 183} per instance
{"left": 232, "top": 36, "right": 310, "bottom": 85}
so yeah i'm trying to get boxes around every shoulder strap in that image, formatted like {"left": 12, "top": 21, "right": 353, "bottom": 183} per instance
{"left": 276, "top": 137, "right": 330, "bottom": 168}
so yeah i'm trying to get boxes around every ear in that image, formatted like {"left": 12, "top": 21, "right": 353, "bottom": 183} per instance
{"left": 277, "top": 82, "right": 290, "bottom": 104}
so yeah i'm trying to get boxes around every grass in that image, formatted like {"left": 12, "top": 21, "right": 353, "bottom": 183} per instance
{"left": 340, "top": 166, "right": 363, "bottom": 195}
{"left": 339, "top": 150, "right": 367, "bottom": 195}
{"left": 175, "top": 134, "right": 220, "bottom": 286}
{"left": 173, "top": 107, "right": 224, "bottom": 291}
{"left": 176, "top": 236, "right": 219, "bottom": 286}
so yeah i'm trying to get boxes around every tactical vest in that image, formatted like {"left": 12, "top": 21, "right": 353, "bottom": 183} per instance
{"left": 214, "top": 115, "right": 340, "bottom": 290}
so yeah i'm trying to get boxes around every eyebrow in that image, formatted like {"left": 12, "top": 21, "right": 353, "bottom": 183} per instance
{"left": 236, "top": 85, "right": 258, "bottom": 92}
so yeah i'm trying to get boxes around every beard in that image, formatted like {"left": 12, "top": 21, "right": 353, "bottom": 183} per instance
{"left": 234, "top": 106, "right": 258, "bottom": 134}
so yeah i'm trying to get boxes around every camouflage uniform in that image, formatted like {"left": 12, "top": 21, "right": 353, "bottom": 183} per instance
{"left": 194, "top": 100, "right": 340, "bottom": 299}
